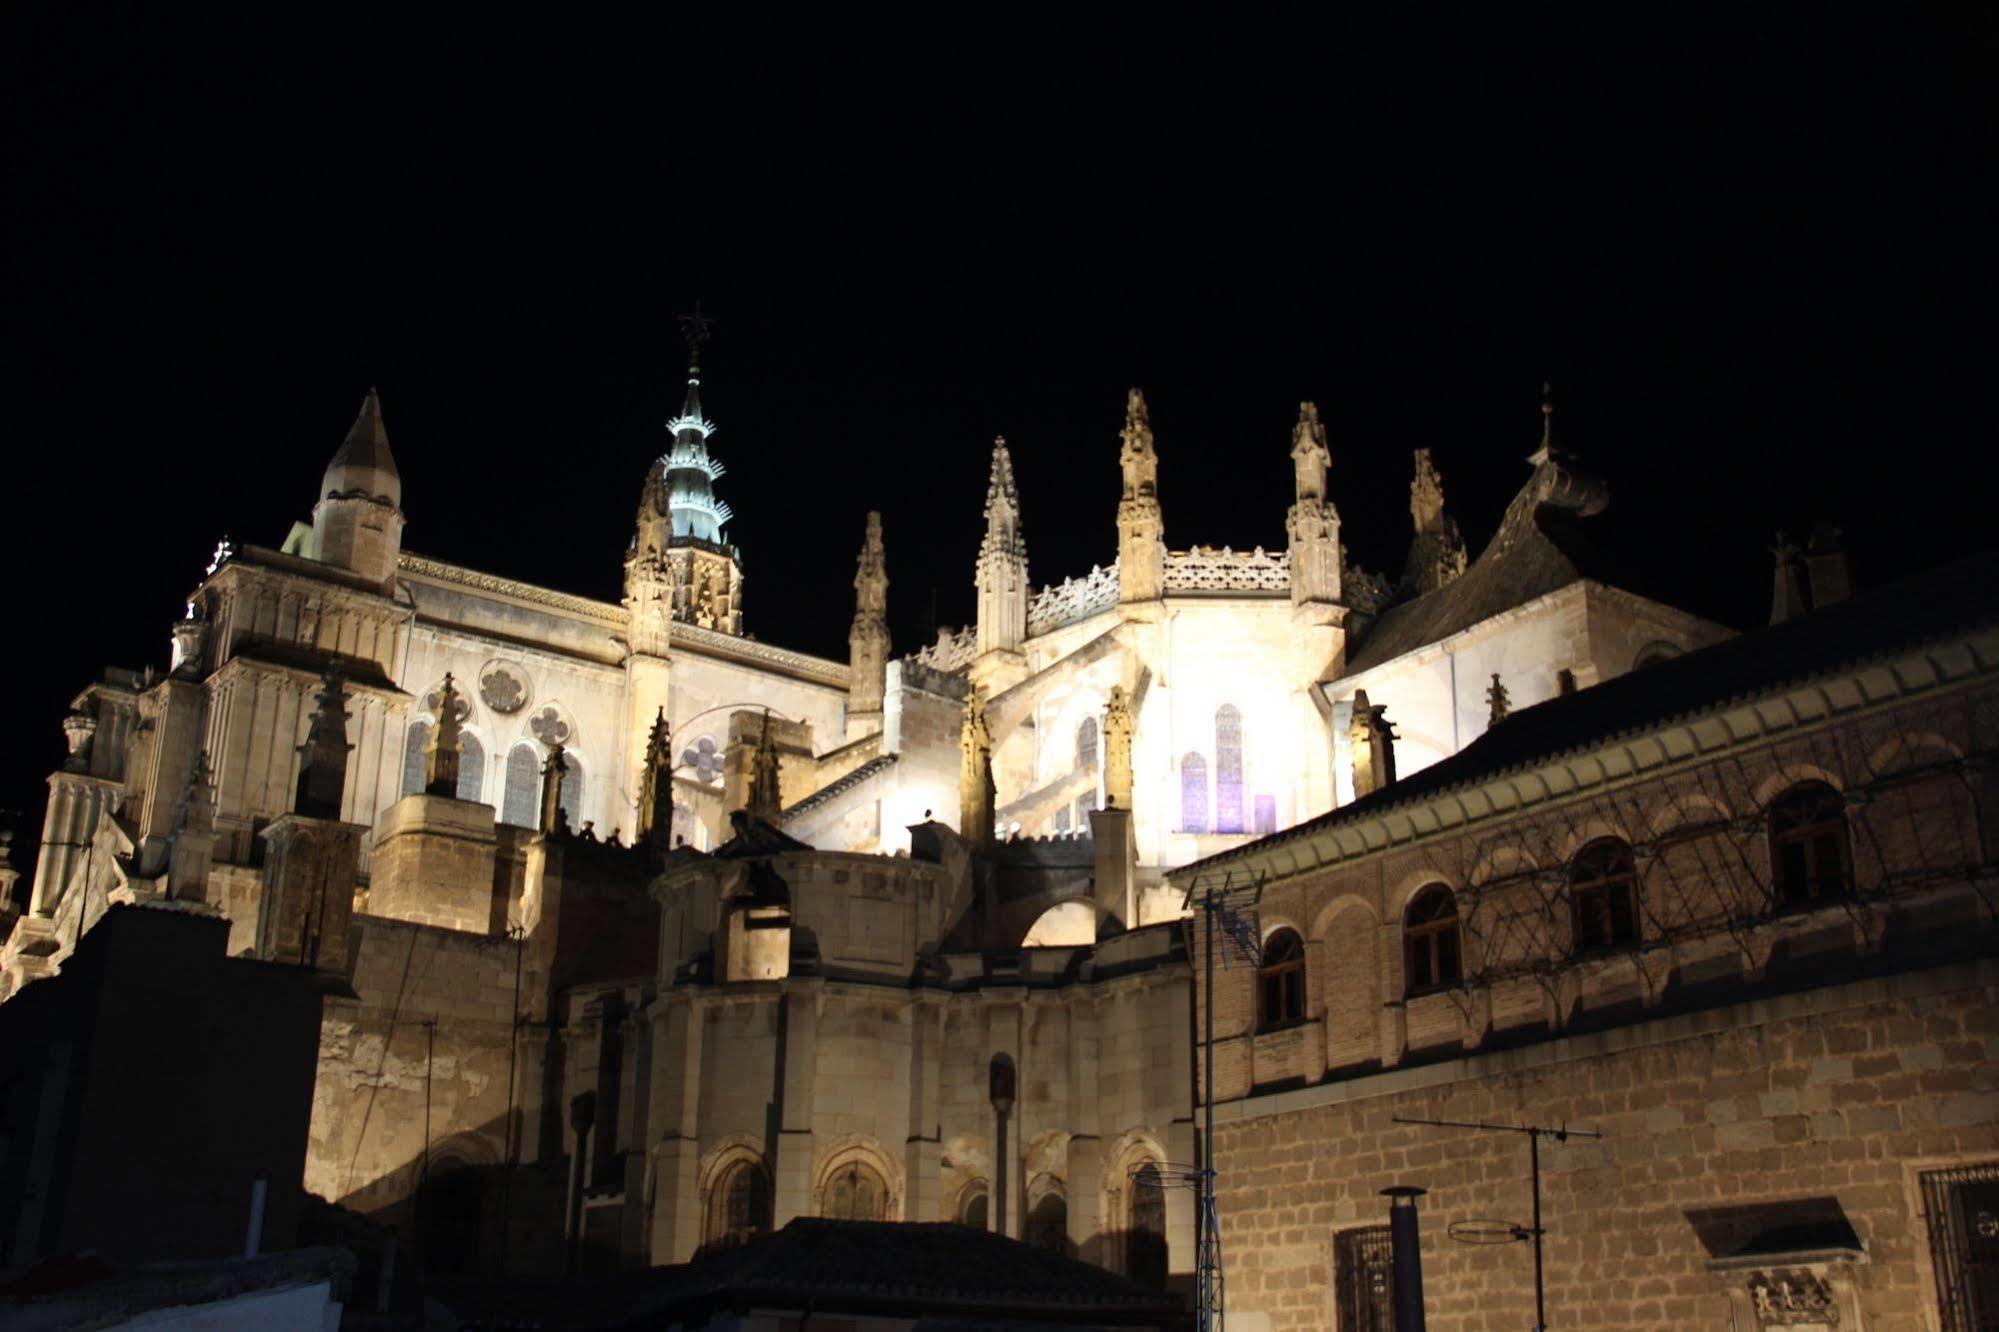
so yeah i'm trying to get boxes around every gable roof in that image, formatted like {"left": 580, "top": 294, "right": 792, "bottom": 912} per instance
{"left": 1187, "top": 549, "right": 1999, "bottom": 876}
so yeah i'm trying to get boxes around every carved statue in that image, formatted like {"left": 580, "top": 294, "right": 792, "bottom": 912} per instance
{"left": 1347, "top": 690, "right": 1397, "bottom": 800}
{"left": 959, "top": 692, "right": 996, "bottom": 846}
{"left": 1103, "top": 685, "right": 1135, "bottom": 810}
{"left": 539, "top": 742, "right": 570, "bottom": 835}
{"left": 1291, "top": 402, "right": 1329, "bottom": 504}
{"left": 747, "top": 712, "right": 783, "bottom": 822}
{"left": 424, "top": 673, "right": 464, "bottom": 796}
{"left": 1119, "top": 388, "right": 1157, "bottom": 500}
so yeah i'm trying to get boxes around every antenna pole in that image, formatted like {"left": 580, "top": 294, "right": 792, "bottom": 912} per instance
{"left": 1529, "top": 1128, "right": 1545, "bottom": 1332}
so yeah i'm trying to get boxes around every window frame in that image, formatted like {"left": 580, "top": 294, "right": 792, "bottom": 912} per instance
{"left": 1767, "top": 781, "right": 1852, "bottom": 911}
{"left": 1256, "top": 928, "right": 1308, "bottom": 1032}
{"left": 1569, "top": 837, "right": 1641, "bottom": 953}
{"left": 1403, "top": 885, "right": 1462, "bottom": 996}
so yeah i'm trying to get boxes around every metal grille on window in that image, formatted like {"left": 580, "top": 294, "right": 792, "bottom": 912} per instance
{"left": 1921, "top": 1162, "right": 1999, "bottom": 1332}
{"left": 1334, "top": 1225, "right": 1395, "bottom": 1331}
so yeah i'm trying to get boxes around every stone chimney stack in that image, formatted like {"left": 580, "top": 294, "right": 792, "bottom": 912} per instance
{"left": 1806, "top": 522, "right": 1851, "bottom": 610}
{"left": 1116, "top": 389, "right": 1166, "bottom": 604}
{"left": 848, "top": 511, "right": 890, "bottom": 739}
{"left": 1770, "top": 532, "right": 1808, "bottom": 625}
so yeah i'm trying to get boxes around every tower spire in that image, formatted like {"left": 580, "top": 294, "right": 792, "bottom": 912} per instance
{"left": 1285, "top": 401, "right": 1341, "bottom": 606}
{"left": 661, "top": 306, "right": 731, "bottom": 543}
{"left": 1116, "top": 389, "right": 1166, "bottom": 603}
{"left": 974, "top": 438, "right": 1029, "bottom": 657}
{"left": 848, "top": 512, "right": 890, "bottom": 737}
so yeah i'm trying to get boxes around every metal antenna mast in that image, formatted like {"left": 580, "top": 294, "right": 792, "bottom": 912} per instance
{"left": 1182, "top": 867, "right": 1264, "bottom": 1332}
{"left": 1392, "top": 1114, "right": 1603, "bottom": 1330}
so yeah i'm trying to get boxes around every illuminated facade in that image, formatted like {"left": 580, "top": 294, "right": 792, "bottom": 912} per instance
{"left": 1, "top": 357, "right": 1729, "bottom": 1285}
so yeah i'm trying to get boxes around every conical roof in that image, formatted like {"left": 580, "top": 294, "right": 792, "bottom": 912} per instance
{"left": 322, "top": 388, "right": 402, "bottom": 507}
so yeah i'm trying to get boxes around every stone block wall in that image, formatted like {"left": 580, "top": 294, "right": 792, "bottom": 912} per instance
{"left": 368, "top": 794, "right": 501, "bottom": 933}
{"left": 1210, "top": 964, "right": 1999, "bottom": 1330}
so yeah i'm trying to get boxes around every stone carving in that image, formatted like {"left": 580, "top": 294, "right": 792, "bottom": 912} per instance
{"left": 976, "top": 439, "right": 1029, "bottom": 655}
{"left": 425, "top": 674, "right": 465, "bottom": 796}
{"left": 747, "top": 712, "right": 782, "bottom": 822}
{"left": 849, "top": 512, "right": 890, "bottom": 716}
{"left": 679, "top": 735, "right": 723, "bottom": 784}
{"left": 1117, "top": 389, "right": 1165, "bottom": 603}
{"left": 295, "top": 669, "right": 353, "bottom": 819}
{"left": 1746, "top": 1269, "right": 1839, "bottom": 1327}
{"left": 529, "top": 706, "right": 572, "bottom": 749}
{"left": 1486, "top": 673, "right": 1511, "bottom": 726}
{"left": 1027, "top": 563, "right": 1121, "bottom": 636}
{"left": 1348, "top": 689, "right": 1396, "bottom": 800}
{"left": 960, "top": 693, "right": 995, "bottom": 847}
{"left": 421, "top": 680, "right": 473, "bottom": 724}
{"left": 61, "top": 712, "right": 97, "bottom": 772}
{"left": 478, "top": 663, "right": 528, "bottom": 714}
{"left": 1164, "top": 546, "right": 1291, "bottom": 594}
{"left": 638, "top": 708, "right": 673, "bottom": 853}
{"left": 1103, "top": 685, "right": 1135, "bottom": 811}
{"left": 539, "top": 742, "right": 569, "bottom": 835}
{"left": 1404, "top": 449, "right": 1468, "bottom": 596}
{"left": 1287, "top": 402, "right": 1342, "bottom": 605}
{"left": 913, "top": 626, "right": 978, "bottom": 675}
{"left": 1343, "top": 561, "right": 1395, "bottom": 616}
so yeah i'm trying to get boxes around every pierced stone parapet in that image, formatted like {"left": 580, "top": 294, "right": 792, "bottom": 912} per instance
{"left": 1027, "top": 562, "right": 1121, "bottom": 635}
{"left": 1164, "top": 545, "right": 1290, "bottom": 595}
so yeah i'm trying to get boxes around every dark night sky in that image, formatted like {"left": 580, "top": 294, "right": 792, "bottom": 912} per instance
{"left": 3, "top": 7, "right": 1994, "bottom": 857}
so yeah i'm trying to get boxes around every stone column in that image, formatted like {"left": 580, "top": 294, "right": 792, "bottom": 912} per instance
{"left": 773, "top": 979, "right": 823, "bottom": 1225}
{"left": 903, "top": 995, "right": 945, "bottom": 1224}
{"left": 1064, "top": 993, "right": 1102, "bottom": 1262}
{"left": 1162, "top": 973, "right": 1198, "bottom": 1280}
{"left": 986, "top": 994, "right": 1024, "bottom": 1239}
{"left": 644, "top": 992, "right": 704, "bottom": 1264}
{"left": 1089, "top": 806, "right": 1136, "bottom": 931}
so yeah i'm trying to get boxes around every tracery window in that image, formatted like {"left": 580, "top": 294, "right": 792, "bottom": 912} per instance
{"left": 1570, "top": 838, "right": 1639, "bottom": 951}
{"left": 1403, "top": 885, "right": 1462, "bottom": 994}
{"left": 501, "top": 743, "right": 539, "bottom": 828}
{"left": 1180, "top": 753, "right": 1209, "bottom": 833}
{"left": 1215, "top": 705, "right": 1245, "bottom": 833}
{"left": 679, "top": 734, "right": 722, "bottom": 785}
{"left": 402, "top": 721, "right": 431, "bottom": 797}
{"left": 1257, "top": 928, "right": 1307, "bottom": 1031}
{"left": 821, "top": 1159, "right": 888, "bottom": 1221}
{"left": 703, "top": 1157, "right": 771, "bottom": 1252}
{"left": 1127, "top": 1162, "right": 1168, "bottom": 1288}
{"left": 456, "top": 732, "right": 485, "bottom": 804}
{"left": 1076, "top": 716, "right": 1099, "bottom": 770}
{"left": 1769, "top": 781, "right": 1851, "bottom": 909}
{"left": 558, "top": 753, "right": 585, "bottom": 830}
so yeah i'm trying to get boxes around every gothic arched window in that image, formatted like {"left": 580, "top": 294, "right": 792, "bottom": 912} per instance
{"left": 1076, "top": 716, "right": 1099, "bottom": 770}
{"left": 1180, "top": 753, "right": 1209, "bottom": 833}
{"left": 1257, "top": 928, "right": 1307, "bottom": 1031}
{"left": 1215, "top": 705, "right": 1245, "bottom": 833}
{"left": 401, "top": 721, "right": 430, "bottom": 797}
{"left": 703, "top": 1157, "right": 770, "bottom": 1253}
{"left": 1404, "top": 885, "right": 1461, "bottom": 995}
{"left": 558, "top": 753, "right": 585, "bottom": 830}
{"left": 821, "top": 1159, "right": 888, "bottom": 1221}
{"left": 1570, "top": 838, "right": 1639, "bottom": 951}
{"left": 456, "top": 732, "right": 485, "bottom": 804}
{"left": 1127, "top": 1162, "right": 1167, "bottom": 1288}
{"left": 1769, "top": 781, "right": 1851, "bottom": 909}
{"left": 501, "top": 743, "right": 539, "bottom": 828}
{"left": 1028, "top": 1187, "right": 1069, "bottom": 1255}
{"left": 956, "top": 1181, "right": 990, "bottom": 1229}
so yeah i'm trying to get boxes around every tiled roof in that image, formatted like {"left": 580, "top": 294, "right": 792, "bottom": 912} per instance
{"left": 1187, "top": 549, "right": 1999, "bottom": 875}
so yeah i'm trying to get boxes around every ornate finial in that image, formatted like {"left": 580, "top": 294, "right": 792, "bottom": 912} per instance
{"left": 1539, "top": 381, "right": 1553, "bottom": 448}
{"left": 1485, "top": 673, "right": 1511, "bottom": 727}
{"left": 640, "top": 707, "right": 674, "bottom": 854}
{"left": 747, "top": 709, "right": 784, "bottom": 822}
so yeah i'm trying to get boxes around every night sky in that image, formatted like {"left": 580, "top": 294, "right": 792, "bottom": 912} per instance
{"left": 4, "top": 8, "right": 1993, "bottom": 862}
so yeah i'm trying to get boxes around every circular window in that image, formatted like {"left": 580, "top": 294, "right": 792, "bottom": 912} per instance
{"left": 479, "top": 663, "right": 530, "bottom": 714}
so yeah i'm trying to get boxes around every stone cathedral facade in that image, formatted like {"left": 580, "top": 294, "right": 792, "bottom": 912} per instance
{"left": 0, "top": 347, "right": 1726, "bottom": 1285}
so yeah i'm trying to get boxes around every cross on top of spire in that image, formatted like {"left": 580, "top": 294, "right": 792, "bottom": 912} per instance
{"left": 679, "top": 302, "right": 715, "bottom": 375}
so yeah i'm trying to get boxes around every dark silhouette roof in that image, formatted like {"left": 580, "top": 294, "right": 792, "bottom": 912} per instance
{"left": 1192, "top": 549, "right": 1999, "bottom": 873}
{"left": 453, "top": 1217, "right": 1183, "bottom": 1328}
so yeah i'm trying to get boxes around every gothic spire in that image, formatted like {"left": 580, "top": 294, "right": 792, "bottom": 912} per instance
{"left": 1119, "top": 388, "right": 1158, "bottom": 501}
{"left": 660, "top": 306, "right": 732, "bottom": 543}
{"left": 849, "top": 512, "right": 890, "bottom": 723}
{"left": 639, "top": 708, "right": 674, "bottom": 853}
{"left": 1485, "top": 673, "right": 1512, "bottom": 727}
{"left": 294, "top": 668, "right": 353, "bottom": 819}
{"left": 322, "top": 388, "right": 402, "bottom": 507}
{"left": 975, "top": 439, "right": 1029, "bottom": 655}
{"left": 1116, "top": 389, "right": 1166, "bottom": 603}
{"left": 1286, "top": 401, "right": 1341, "bottom": 606}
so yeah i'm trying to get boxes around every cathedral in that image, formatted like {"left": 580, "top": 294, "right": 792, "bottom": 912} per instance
{"left": 0, "top": 331, "right": 1730, "bottom": 1288}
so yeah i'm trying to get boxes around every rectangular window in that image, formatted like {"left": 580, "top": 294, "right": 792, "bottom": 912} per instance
{"left": 1921, "top": 1162, "right": 1999, "bottom": 1331}
{"left": 1333, "top": 1225, "right": 1395, "bottom": 1331}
